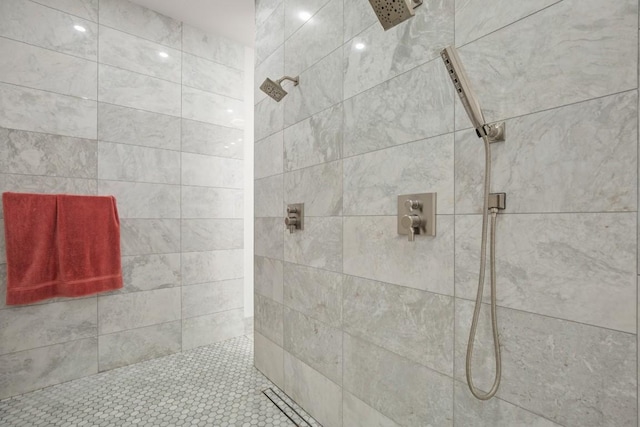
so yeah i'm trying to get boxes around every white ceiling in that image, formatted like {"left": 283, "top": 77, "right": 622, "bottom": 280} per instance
{"left": 128, "top": 0, "right": 256, "bottom": 47}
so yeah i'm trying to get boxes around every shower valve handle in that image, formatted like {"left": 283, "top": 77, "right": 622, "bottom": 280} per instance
{"left": 285, "top": 216, "right": 298, "bottom": 234}
{"left": 404, "top": 199, "right": 422, "bottom": 211}
{"left": 401, "top": 214, "right": 422, "bottom": 242}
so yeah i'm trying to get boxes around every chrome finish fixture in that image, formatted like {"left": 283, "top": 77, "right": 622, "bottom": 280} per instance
{"left": 285, "top": 203, "right": 304, "bottom": 234}
{"left": 440, "top": 46, "right": 505, "bottom": 143}
{"left": 260, "top": 76, "right": 300, "bottom": 102}
{"left": 369, "top": 0, "right": 423, "bottom": 31}
{"left": 397, "top": 193, "right": 436, "bottom": 242}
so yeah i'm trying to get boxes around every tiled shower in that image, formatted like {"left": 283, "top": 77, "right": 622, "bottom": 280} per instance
{"left": 253, "top": 0, "right": 639, "bottom": 426}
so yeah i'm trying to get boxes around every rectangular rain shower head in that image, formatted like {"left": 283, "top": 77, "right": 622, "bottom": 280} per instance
{"left": 260, "top": 78, "right": 288, "bottom": 102}
{"left": 369, "top": 0, "right": 423, "bottom": 31}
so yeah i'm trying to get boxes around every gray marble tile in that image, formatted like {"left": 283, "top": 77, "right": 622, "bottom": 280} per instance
{"left": 181, "top": 186, "right": 244, "bottom": 219}
{"left": 283, "top": 263, "right": 342, "bottom": 327}
{"left": 119, "top": 219, "right": 180, "bottom": 256}
{"left": 344, "top": 333, "right": 453, "bottom": 426}
{"left": 255, "top": 294, "right": 284, "bottom": 345}
{"left": 344, "top": 215, "right": 454, "bottom": 295}
{"left": 182, "top": 308, "right": 245, "bottom": 350}
{"left": 455, "top": 0, "right": 637, "bottom": 127}
{"left": 98, "top": 142, "right": 180, "bottom": 184}
{"left": 255, "top": 46, "right": 284, "bottom": 105}
{"left": 0, "top": 337, "right": 97, "bottom": 400}
{"left": 182, "top": 279, "right": 243, "bottom": 319}
{"left": 255, "top": 256, "right": 284, "bottom": 303}
{"left": 343, "top": 58, "right": 453, "bottom": 157}
{"left": 2, "top": 174, "right": 97, "bottom": 196}
{"left": 283, "top": 47, "right": 343, "bottom": 127}
{"left": 343, "top": 0, "right": 378, "bottom": 42}
{"left": 256, "top": 2, "right": 284, "bottom": 65}
{"left": 284, "top": 217, "right": 342, "bottom": 272}
{"left": 284, "top": 0, "right": 332, "bottom": 39}
{"left": 344, "top": 0, "right": 453, "bottom": 99}
{"left": 454, "top": 299, "right": 637, "bottom": 427}
{"left": 182, "top": 152, "right": 243, "bottom": 188}
{"left": 31, "top": 0, "right": 98, "bottom": 21}
{"left": 182, "top": 86, "right": 244, "bottom": 128}
{"left": 255, "top": 174, "right": 284, "bottom": 218}
{"left": 284, "top": 351, "right": 342, "bottom": 427}
{"left": 0, "top": 299, "right": 97, "bottom": 355}
{"left": 255, "top": 97, "right": 284, "bottom": 141}
{"left": 0, "top": 83, "right": 97, "bottom": 139}
{"left": 119, "top": 253, "right": 181, "bottom": 293}
{"left": 254, "top": 331, "right": 285, "bottom": 389}
{"left": 283, "top": 307, "right": 342, "bottom": 384}
{"left": 455, "top": 91, "right": 637, "bottom": 214}
{"left": 455, "top": 0, "right": 559, "bottom": 46}
{"left": 0, "top": 37, "right": 97, "bottom": 100}
{"left": 256, "top": 0, "right": 284, "bottom": 28}
{"left": 98, "top": 103, "right": 180, "bottom": 151}
{"left": 182, "top": 25, "right": 244, "bottom": 70}
{"left": 343, "top": 275, "right": 453, "bottom": 376}
{"left": 455, "top": 213, "right": 636, "bottom": 333}
{"left": 343, "top": 391, "right": 400, "bottom": 427}
{"left": 99, "top": 0, "right": 181, "bottom": 49}
{"left": 98, "top": 287, "right": 181, "bottom": 335}
{"left": 181, "top": 219, "right": 243, "bottom": 252}
{"left": 255, "top": 217, "right": 285, "bottom": 259}
{"left": 453, "top": 382, "right": 562, "bottom": 427}
{"left": 284, "top": 160, "right": 342, "bottom": 217}
{"left": 98, "top": 321, "right": 181, "bottom": 371}
{"left": 98, "top": 180, "right": 180, "bottom": 218}
{"left": 183, "top": 53, "right": 244, "bottom": 100}
{"left": 181, "top": 249, "right": 244, "bottom": 285}
{"left": 182, "top": 119, "right": 244, "bottom": 159}
{"left": 344, "top": 133, "right": 454, "bottom": 216}
{"left": 99, "top": 65, "right": 181, "bottom": 117}
{"left": 254, "top": 131, "right": 283, "bottom": 179}
{"left": 284, "top": 103, "right": 342, "bottom": 172}
{"left": 99, "top": 26, "right": 181, "bottom": 83}
{"left": 1, "top": 127, "right": 97, "bottom": 178}
{"left": 284, "top": 0, "right": 342, "bottom": 75}
{"left": 0, "top": 0, "right": 97, "bottom": 60}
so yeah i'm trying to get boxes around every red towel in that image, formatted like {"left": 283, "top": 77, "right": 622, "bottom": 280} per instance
{"left": 2, "top": 192, "right": 123, "bottom": 305}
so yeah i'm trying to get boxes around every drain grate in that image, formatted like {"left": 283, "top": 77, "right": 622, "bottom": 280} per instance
{"left": 262, "top": 388, "right": 321, "bottom": 427}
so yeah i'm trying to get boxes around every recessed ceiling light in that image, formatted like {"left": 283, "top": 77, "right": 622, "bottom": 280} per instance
{"left": 226, "top": 109, "right": 234, "bottom": 113}
{"left": 224, "top": 145, "right": 229, "bottom": 149}
{"left": 299, "top": 11, "right": 312, "bottom": 21}
{"left": 74, "top": 25, "right": 86, "bottom": 33}
{"left": 158, "top": 51, "right": 169, "bottom": 58}
{"left": 355, "top": 42, "right": 366, "bottom": 50}
{"left": 230, "top": 142, "right": 236, "bottom": 145}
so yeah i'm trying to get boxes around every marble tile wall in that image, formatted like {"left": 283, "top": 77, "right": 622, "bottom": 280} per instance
{"left": 254, "top": 0, "right": 639, "bottom": 425}
{"left": 0, "top": 0, "right": 248, "bottom": 399}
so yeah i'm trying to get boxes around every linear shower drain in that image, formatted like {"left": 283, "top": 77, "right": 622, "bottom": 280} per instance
{"left": 262, "top": 388, "right": 322, "bottom": 427}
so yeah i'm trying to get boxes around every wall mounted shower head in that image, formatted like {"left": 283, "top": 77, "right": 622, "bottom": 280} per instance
{"left": 369, "top": 0, "right": 423, "bottom": 31}
{"left": 260, "top": 76, "right": 300, "bottom": 102}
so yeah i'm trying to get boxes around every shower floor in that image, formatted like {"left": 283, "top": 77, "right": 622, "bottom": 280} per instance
{"left": 0, "top": 336, "right": 314, "bottom": 427}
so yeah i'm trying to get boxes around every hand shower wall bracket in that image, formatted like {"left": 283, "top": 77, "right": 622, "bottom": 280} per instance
{"left": 482, "top": 122, "right": 506, "bottom": 144}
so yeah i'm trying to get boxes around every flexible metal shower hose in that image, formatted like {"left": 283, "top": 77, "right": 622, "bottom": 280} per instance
{"left": 465, "top": 136, "right": 502, "bottom": 400}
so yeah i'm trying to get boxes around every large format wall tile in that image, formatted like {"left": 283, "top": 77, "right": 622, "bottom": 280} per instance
{"left": 1, "top": 174, "right": 97, "bottom": 197}
{"left": 283, "top": 263, "right": 341, "bottom": 327}
{"left": 99, "top": 26, "right": 181, "bottom": 83}
{"left": 256, "top": 0, "right": 283, "bottom": 28}
{"left": 284, "top": 160, "right": 342, "bottom": 217}
{"left": 98, "top": 103, "right": 181, "bottom": 151}
{"left": 99, "top": 0, "right": 181, "bottom": 49}
{"left": 0, "top": 338, "right": 97, "bottom": 400}
{"left": 456, "top": 0, "right": 637, "bottom": 127}
{"left": 120, "top": 253, "right": 181, "bottom": 293}
{"left": 343, "top": 59, "right": 454, "bottom": 157}
{"left": 0, "top": 299, "right": 97, "bottom": 354}
{"left": 182, "top": 86, "right": 244, "bottom": 128}
{"left": 255, "top": 174, "right": 284, "bottom": 218}
{"left": 344, "top": 134, "right": 454, "bottom": 216}
{"left": 255, "top": 256, "right": 284, "bottom": 303}
{"left": 182, "top": 25, "right": 244, "bottom": 70}
{"left": 343, "top": 391, "right": 400, "bottom": 427}
{"left": 255, "top": 294, "right": 284, "bottom": 345}
{"left": 0, "top": 0, "right": 97, "bottom": 60}
{"left": 254, "top": 332, "right": 285, "bottom": 389}
{"left": 182, "top": 152, "right": 243, "bottom": 188}
{"left": 98, "top": 142, "right": 180, "bottom": 184}
{"left": 0, "top": 83, "right": 97, "bottom": 139}
{"left": 98, "top": 288, "right": 181, "bottom": 335}
{"left": 183, "top": 53, "right": 244, "bottom": 100}
{"left": 0, "top": 38, "right": 97, "bottom": 100}
{"left": 181, "top": 219, "right": 243, "bottom": 252}
{"left": 284, "top": 0, "right": 332, "bottom": 39}
{"left": 255, "top": 97, "right": 284, "bottom": 141}
{"left": 182, "top": 119, "right": 244, "bottom": 159}
{"left": 31, "top": 0, "right": 98, "bottom": 21}
{"left": 344, "top": 0, "right": 453, "bottom": 98}
{"left": 256, "top": 2, "right": 284, "bottom": 65}
{"left": 455, "top": 91, "right": 638, "bottom": 214}
{"left": 343, "top": 275, "right": 453, "bottom": 375}
{"left": 254, "top": 131, "right": 283, "bottom": 179}
{"left": 255, "top": 217, "right": 285, "bottom": 259}
{"left": 456, "top": 213, "right": 636, "bottom": 332}
{"left": 284, "top": 351, "right": 343, "bottom": 427}
{"left": 119, "top": 219, "right": 180, "bottom": 256}
{"left": 343, "top": 334, "right": 453, "bottom": 426}
{"left": 455, "top": 300, "right": 637, "bottom": 426}
{"left": 343, "top": 0, "right": 377, "bottom": 42}
{"left": 182, "top": 308, "right": 244, "bottom": 350}
{"left": 344, "top": 216, "right": 454, "bottom": 295}
{"left": 181, "top": 186, "right": 244, "bottom": 219}
{"left": 182, "top": 279, "right": 243, "bottom": 319}
{"left": 181, "top": 249, "right": 244, "bottom": 285}
{"left": 99, "top": 65, "right": 181, "bottom": 117}
{"left": 284, "top": 217, "right": 342, "bottom": 272}
{"left": 255, "top": 46, "right": 284, "bottom": 104}
{"left": 284, "top": 104, "right": 342, "bottom": 172}
{"left": 98, "top": 181, "right": 180, "bottom": 218}
{"left": 98, "top": 321, "right": 181, "bottom": 371}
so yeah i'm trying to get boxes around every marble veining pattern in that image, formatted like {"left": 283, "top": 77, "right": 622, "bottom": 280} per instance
{"left": 31, "top": 0, "right": 98, "bottom": 21}
{"left": 183, "top": 53, "right": 244, "bottom": 100}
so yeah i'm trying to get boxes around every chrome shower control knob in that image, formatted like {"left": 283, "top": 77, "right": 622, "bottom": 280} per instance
{"left": 284, "top": 217, "right": 298, "bottom": 226}
{"left": 401, "top": 214, "right": 422, "bottom": 242}
{"left": 287, "top": 206, "right": 298, "bottom": 214}
{"left": 404, "top": 199, "right": 422, "bottom": 211}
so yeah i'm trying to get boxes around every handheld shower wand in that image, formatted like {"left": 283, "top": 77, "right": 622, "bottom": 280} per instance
{"left": 441, "top": 45, "right": 506, "bottom": 401}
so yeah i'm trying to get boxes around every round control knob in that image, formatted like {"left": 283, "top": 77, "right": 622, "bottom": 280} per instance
{"left": 404, "top": 199, "right": 422, "bottom": 210}
{"left": 401, "top": 214, "right": 421, "bottom": 229}
{"left": 284, "top": 217, "right": 298, "bottom": 226}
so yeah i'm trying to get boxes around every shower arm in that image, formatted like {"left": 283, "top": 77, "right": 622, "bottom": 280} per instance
{"left": 276, "top": 76, "right": 300, "bottom": 86}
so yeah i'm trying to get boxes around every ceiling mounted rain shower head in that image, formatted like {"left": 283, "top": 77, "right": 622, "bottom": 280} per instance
{"left": 260, "top": 76, "right": 300, "bottom": 102}
{"left": 369, "top": 0, "right": 423, "bottom": 31}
